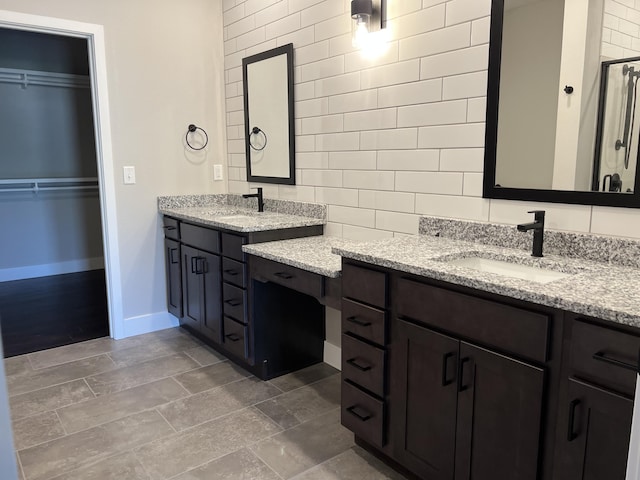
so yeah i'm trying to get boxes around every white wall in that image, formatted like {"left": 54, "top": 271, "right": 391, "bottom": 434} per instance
{"left": 0, "top": 0, "right": 228, "bottom": 327}
{"left": 222, "top": 0, "right": 640, "bottom": 241}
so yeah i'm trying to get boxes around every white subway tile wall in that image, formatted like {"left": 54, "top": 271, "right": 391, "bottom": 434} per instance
{"left": 223, "top": 0, "right": 640, "bottom": 240}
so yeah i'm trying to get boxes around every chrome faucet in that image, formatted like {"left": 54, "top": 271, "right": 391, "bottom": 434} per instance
{"left": 517, "top": 210, "right": 545, "bottom": 257}
{"left": 242, "top": 187, "right": 264, "bottom": 212}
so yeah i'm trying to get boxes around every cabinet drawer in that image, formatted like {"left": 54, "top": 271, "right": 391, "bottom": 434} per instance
{"left": 341, "top": 380, "right": 385, "bottom": 448}
{"left": 181, "top": 223, "right": 220, "bottom": 254}
{"left": 342, "top": 264, "right": 387, "bottom": 309}
{"left": 222, "top": 257, "right": 247, "bottom": 288}
{"left": 221, "top": 232, "right": 246, "bottom": 262}
{"left": 396, "top": 278, "right": 550, "bottom": 363}
{"left": 162, "top": 216, "right": 180, "bottom": 240}
{"left": 223, "top": 316, "right": 248, "bottom": 360}
{"left": 570, "top": 319, "right": 640, "bottom": 396}
{"left": 250, "top": 255, "right": 323, "bottom": 298}
{"left": 342, "top": 298, "right": 386, "bottom": 346}
{"left": 223, "top": 283, "right": 247, "bottom": 324}
{"left": 342, "top": 334, "right": 385, "bottom": 397}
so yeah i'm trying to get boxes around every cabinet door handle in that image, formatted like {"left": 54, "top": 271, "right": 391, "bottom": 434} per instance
{"left": 224, "top": 299, "right": 242, "bottom": 307}
{"left": 163, "top": 225, "right": 176, "bottom": 231}
{"left": 346, "top": 316, "right": 372, "bottom": 327}
{"left": 442, "top": 352, "right": 456, "bottom": 387}
{"left": 346, "top": 405, "right": 371, "bottom": 422}
{"left": 592, "top": 351, "right": 638, "bottom": 372}
{"left": 567, "top": 399, "right": 581, "bottom": 442}
{"left": 223, "top": 269, "right": 239, "bottom": 276}
{"left": 273, "top": 272, "right": 294, "bottom": 280}
{"left": 169, "top": 248, "right": 179, "bottom": 264}
{"left": 346, "top": 358, "right": 372, "bottom": 372}
{"left": 458, "top": 357, "right": 472, "bottom": 392}
{"left": 191, "top": 257, "right": 205, "bottom": 274}
{"left": 225, "top": 333, "right": 241, "bottom": 342}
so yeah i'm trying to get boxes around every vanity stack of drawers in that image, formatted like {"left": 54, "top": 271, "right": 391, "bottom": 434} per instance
{"left": 220, "top": 232, "right": 250, "bottom": 361}
{"left": 340, "top": 262, "right": 389, "bottom": 448}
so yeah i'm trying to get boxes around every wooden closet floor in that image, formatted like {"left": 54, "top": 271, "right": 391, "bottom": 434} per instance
{"left": 0, "top": 270, "right": 109, "bottom": 358}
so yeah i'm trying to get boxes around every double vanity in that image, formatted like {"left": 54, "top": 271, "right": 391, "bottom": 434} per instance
{"left": 159, "top": 195, "right": 640, "bottom": 480}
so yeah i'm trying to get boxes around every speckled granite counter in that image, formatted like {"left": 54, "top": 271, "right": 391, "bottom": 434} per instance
{"left": 158, "top": 194, "right": 325, "bottom": 233}
{"left": 242, "top": 236, "right": 364, "bottom": 278}
{"left": 332, "top": 235, "right": 640, "bottom": 328}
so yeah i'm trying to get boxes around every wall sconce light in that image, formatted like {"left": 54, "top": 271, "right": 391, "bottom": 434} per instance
{"left": 351, "top": 0, "right": 386, "bottom": 49}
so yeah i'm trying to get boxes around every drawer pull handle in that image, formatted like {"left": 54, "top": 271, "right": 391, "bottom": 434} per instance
{"left": 592, "top": 351, "right": 637, "bottom": 371}
{"left": 346, "top": 358, "right": 372, "bottom": 372}
{"left": 346, "top": 405, "right": 371, "bottom": 422}
{"left": 346, "top": 316, "right": 372, "bottom": 327}
{"left": 225, "top": 333, "right": 242, "bottom": 342}
{"left": 169, "top": 248, "right": 179, "bottom": 264}
{"left": 274, "top": 272, "right": 294, "bottom": 280}
{"left": 224, "top": 269, "right": 239, "bottom": 276}
{"left": 224, "top": 299, "right": 242, "bottom": 307}
{"left": 458, "top": 357, "right": 472, "bottom": 392}
{"left": 163, "top": 225, "right": 177, "bottom": 230}
{"left": 442, "top": 352, "right": 456, "bottom": 387}
{"left": 567, "top": 399, "right": 580, "bottom": 441}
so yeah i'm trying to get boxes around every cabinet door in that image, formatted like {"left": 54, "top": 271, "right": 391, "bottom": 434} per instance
{"left": 554, "top": 378, "right": 633, "bottom": 480}
{"left": 200, "top": 250, "right": 222, "bottom": 344}
{"left": 392, "top": 319, "right": 459, "bottom": 480}
{"left": 164, "top": 238, "right": 182, "bottom": 318}
{"left": 454, "top": 342, "right": 544, "bottom": 480}
{"left": 181, "top": 245, "right": 203, "bottom": 331}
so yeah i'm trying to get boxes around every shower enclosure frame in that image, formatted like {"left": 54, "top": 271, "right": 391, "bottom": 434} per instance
{"left": 592, "top": 56, "right": 640, "bottom": 194}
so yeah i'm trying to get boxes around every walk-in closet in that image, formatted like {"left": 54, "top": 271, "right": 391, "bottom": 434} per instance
{"left": 0, "top": 28, "right": 108, "bottom": 357}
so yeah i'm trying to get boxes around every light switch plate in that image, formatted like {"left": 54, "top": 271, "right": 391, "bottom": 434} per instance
{"left": 123, "top": 166, "right": 136, "bottom": 185}
{"left": 213, "top": 164, "right": 224, "bottom": 181}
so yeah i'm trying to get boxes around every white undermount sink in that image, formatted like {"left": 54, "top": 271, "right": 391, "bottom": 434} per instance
{"left": 446, "top": 256, "right": 572, "bottom": 284}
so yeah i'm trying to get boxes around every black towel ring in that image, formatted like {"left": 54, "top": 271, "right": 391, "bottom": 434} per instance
{"left": 249, "top": 127, "right": 268, "bottom": 151}
{"left": 185, "top": 124, "right": 208, "bottom": 151}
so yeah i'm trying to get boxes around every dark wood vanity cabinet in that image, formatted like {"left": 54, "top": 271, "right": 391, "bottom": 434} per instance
{"left": 552, "top": 317, "right": 640, "bottom": 480}
{"left": 163, "top": 238, "right": 182, "bottom": 318}
{"left": 162, "top": 215, "right": 324, "bottom": 379}
{"left": 391, "top": 279, "right": 546, "bottom": 480}
{"left": 180, "top": 245, "right": 222, "bottom": 343}
{"left": 340, "top": 264, "right": 388, "bottom": 449}
{"left": 162, "top": 217, "right": 182, "bottom": 318}
{"left": 340, "top": 259, "right": 640, "bottom": 480}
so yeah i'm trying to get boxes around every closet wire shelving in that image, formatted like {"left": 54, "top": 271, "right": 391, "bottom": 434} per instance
{"left": 0, "top": 67, "right": 96, "bottom": 195}
{"left": 0, "top": 178, "right": 99, "bottom": 194}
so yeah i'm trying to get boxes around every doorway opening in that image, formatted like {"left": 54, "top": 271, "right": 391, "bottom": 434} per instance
{"left": 0, "top": 28, "right": 108, "bottom": 357}
{"left": 0, "top": 10, "right": 123, "bottom": 355}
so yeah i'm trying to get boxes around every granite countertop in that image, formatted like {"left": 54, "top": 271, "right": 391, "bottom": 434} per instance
{"left": 243, "top": 236, "right": 362, "bottom": 278}
{"left": 332, "top": 235, "right": 640, "bottom": 328}
{"left": 159, "top": 206, "right": 325, "bottom": 233}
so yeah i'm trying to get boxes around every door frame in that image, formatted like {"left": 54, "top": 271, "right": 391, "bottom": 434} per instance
{"left": 0, "top": 10, "right": 123, "bottom": 339}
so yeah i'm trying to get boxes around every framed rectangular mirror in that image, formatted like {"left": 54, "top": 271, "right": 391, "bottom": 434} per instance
{"left": 484, "top": 0, "right": 640, "bottom": 207}
{"left": 242, "top": 43, "right": 295, "bottom": 185}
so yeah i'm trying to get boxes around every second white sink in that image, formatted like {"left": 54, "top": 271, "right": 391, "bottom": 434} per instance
{"left": 447, "top": 256, "right": 571, "bottom": 284}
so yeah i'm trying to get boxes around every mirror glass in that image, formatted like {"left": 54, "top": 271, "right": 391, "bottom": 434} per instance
{"left": 242, "top": 44, "right": 295, "bottom": 185}
{"left": 485, "top": 0, "right": 640, "bottom": 207}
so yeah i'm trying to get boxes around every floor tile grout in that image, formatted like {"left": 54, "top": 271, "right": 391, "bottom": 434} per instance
{"left": 6, "top": 328, "right": 354, "bottom": 480}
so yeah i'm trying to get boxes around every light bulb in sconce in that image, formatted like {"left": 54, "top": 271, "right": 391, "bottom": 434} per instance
{"left": 351, "top": 0, "right": 373, "bottom": 48}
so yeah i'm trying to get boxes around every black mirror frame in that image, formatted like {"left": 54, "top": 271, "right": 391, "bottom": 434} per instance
{"left": 242, "top": 43, "right": 296, "bottom": 185}
{"left": 483, "top": 0, "right": 640, "bottom": 208}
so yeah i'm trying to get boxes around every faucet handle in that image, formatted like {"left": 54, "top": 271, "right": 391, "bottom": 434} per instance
{"left": 527, "top": 210, "right": 545, "bottom": 220}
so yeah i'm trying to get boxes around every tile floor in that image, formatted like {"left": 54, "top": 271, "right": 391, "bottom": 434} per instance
{"left": 3, "top": 327, "right": 407, "bottom": 480}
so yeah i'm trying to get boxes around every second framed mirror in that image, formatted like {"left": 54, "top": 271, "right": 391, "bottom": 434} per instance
{"left": 242, "top": 43, "right": 295, "bottom": 185}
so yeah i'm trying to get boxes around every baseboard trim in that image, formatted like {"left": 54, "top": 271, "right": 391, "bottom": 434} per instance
{"left": 120, "top": 312, "right": 180, "bottom": 339}
{"left": 323, "top": 341, "right": 341, "bottom": 370}
{"left": 0, "top": 257, "right": 105, "bottom": 282}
